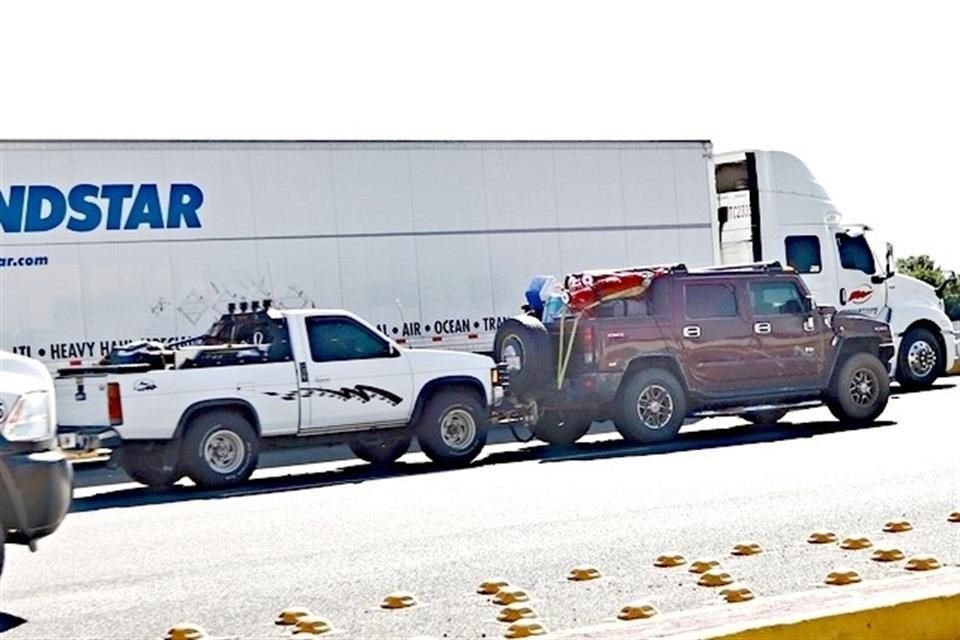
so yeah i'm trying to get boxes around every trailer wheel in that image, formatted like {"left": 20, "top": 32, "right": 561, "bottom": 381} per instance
{"left": 615, "top": 369, "right": 686, "bottom": 444}
{"left": 182, "top": 410, "right": 259, "bottom": 488}
{"left": 120, "top": 442, "right": 183, "bottom": 488}
{"left": 740, "top": 409, "right": 788, "bottom": 425}
{"left": 349, "top": 431, "right": 412, "bottom": 467}
{"left": 827, "top": 353, "right": 889, "bottom": 424}
{"left": 416, "top": 390, "right": 488, "bottom": 466}
{"left": 532, "top": 410, "right": 592, "bottom": 446}
{"left": 895, "top": 327, "right": 942, "bottom": 389}
{"left": 493, "top": 316, "right": 553, "bottom": 396}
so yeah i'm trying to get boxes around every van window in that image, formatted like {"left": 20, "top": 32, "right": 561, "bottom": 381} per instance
{"left": 685, "top": 284, "right": 739, "bottom": 319}
{"left": 785, "top": 236, "right": 822, "bottom": 274}
{"left": 836, "top": 233, "right": 876, "bottom": 274}
{"left": 750, "top": 282, "right": 808, "bottom": 316}
{"left": 306, "top": 316, "right": 394, "bottom": 362}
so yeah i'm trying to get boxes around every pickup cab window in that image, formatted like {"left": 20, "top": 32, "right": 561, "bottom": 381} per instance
{"left": 685, "top": 283, "right": 739, "bottom": 319}
{"left": 750, "top": 281, "right": 809, "bottom": 316}
{"left": 306, "top": 317, "right": 395, "bottom": 362}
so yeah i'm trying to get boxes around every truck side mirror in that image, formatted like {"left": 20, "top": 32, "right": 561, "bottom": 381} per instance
{"left": 935, "top": 271, "right": 956, "bottom": 299}
{"left": 885, "top": 242, "right": 895, "bottom": 278}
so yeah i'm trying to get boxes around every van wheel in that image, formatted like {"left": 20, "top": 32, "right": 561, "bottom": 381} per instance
{"left": 349, "top": 431, "right": 412, "bottom": 466}
{"left": 417, "top": 391, "right": 488, "bottom": 466}
{"left": 827, "top": 353, "right": 890, "bottom": 424}
{"left": 740, "top": 409, "right": 788, "bottom": 425}
{"left": 895, "top": 327, "right": 941, "bottom": 389}
{"left": 120, "top": 442, "right": 183, "bottom": 488}
{"left": 616, "top": 369, "right": 686, "bottom": 444}
{"left": 532, "top": 410, "right": 592, "bottom": 446}
{"left": 182, "top": 410, "right": 259, "bottom": 488}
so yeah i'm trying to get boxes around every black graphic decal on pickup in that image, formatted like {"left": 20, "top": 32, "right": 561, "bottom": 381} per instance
{"left": 264, "top": 385, "right": 402, "bottom": 406}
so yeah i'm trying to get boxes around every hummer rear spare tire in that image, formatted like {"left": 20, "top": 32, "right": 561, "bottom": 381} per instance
{"left": 493, "top": 315, "right": 553, "bottom": 396}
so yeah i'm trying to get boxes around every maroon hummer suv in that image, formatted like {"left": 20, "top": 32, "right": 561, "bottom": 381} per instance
{"left": 493, "top": 263, "right": 894, "bottom": 446}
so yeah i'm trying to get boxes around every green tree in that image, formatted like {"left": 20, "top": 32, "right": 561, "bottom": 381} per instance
{"left": 897, "top": 255, "right": 960, "bottom": 320}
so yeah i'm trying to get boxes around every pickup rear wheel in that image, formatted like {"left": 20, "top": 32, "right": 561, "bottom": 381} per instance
{"left": 827, "top": 353, "right": 890, "bottom": 424}
{"left": 532, "top": 410, "right": 592, "bottom": 446}
{"left": 616, "top": 369, "right": 686, "bottom": 444}
{"left": 120, "top": 442, "right": 183, "bottom": 488}
{"left": 349, "top": 431, "right": 412, "bottom": 467}
{"left": 182, "top": 410, "right": 259, "bottom": 488}
{"left": 416, "top": 390, "right": 488, "bottom": 466}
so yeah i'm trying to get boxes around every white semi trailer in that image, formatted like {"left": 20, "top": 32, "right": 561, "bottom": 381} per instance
{"left": 1, "top": 140, "right": 956, "bottom": 387}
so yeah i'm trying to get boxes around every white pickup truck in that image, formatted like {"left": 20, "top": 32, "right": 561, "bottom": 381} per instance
{"left": 54, "top": 304, "right": 505, "bottom": 488}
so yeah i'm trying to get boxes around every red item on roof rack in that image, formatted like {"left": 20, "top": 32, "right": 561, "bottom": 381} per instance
{"left": 561, "top": 266, "right": 670, "bottom": 313}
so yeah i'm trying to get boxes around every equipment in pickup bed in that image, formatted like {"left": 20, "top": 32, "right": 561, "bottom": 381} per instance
{"left": 493, "top": 262, "right": 895, "bottom": 447}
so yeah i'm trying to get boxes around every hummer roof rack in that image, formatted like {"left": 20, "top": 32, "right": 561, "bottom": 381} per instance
{"left": 691, "top": 261, "right": 788, "bottom": 274}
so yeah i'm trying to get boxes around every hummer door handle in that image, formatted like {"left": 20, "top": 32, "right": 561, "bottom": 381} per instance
{"left": 754, "top": 322, "right": 772, "bottom": 335}
{"left": 682, "top": 325, "right": 701, "bottom": 339}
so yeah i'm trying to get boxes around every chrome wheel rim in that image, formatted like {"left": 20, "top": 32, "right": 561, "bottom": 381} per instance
{"left": 849, "top": 369, "right": 878, "bottom": 406}
{"left": 203, "top": 429, "right": 245, "bottom": 474}
{"left": 440, "top": 408, "right": 477, "bottom": 450}
{"left": 502, "top": 337, "right": 523, "bottom": 372}
{"left": 906, "top": 340, "right": 936, "bottom": 378}
{"left": 636, "top": 384, "right": 674, "bottom": 429}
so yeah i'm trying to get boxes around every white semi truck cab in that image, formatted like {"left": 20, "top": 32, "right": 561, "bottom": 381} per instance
{"left": 716, "top": 150, "right": 958, "bottom": 387}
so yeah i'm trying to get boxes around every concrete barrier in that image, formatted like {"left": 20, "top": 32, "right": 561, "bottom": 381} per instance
{"left": 554, "top": 569, "right": 960, "bottom": 639}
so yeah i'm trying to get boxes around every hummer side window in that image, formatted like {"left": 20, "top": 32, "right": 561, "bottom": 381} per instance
{"left": 685, "top": 284, "right": 738, "bottom": 319}
{"left": 750, "top": 282, "right": 808, "bottom": 316}
{"left": 785, "top": 235, "right": 822, "bottom": 274}
{"left": 836, "top": 233, "right": 876, "bottom": 274}
{"left": 306, "top": 317, "right": 394, "bottom": 362}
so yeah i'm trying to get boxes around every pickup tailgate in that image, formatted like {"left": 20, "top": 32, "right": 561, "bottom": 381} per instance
{"left": 54, "top": 373, "right": 114, "bottom": 429}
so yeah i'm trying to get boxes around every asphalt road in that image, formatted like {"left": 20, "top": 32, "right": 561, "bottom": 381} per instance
{"left": 2, "top": 383, "right": 959, "bottom": 639}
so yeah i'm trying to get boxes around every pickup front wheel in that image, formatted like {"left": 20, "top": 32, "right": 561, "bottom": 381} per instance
{"left": 416, "top": 391, "right": 488, "bottom": 466}
{"left": 182, "top": 410, "right": 260, "bottom": 488}
{"left": 827, "top": 353, "right": 890, "bottom": 425}
{"left": 616, "top": 369, "right": 687, "bottom": 444}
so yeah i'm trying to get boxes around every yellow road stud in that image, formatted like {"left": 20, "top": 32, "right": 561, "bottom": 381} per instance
{"left": 497, "top": 603, "right": 538, "bottom": 623}
{"left": 698, "top": 569, "right": 734, "bottom": 587}
{"left": 567, "top": 565, "right": 601, "bottom": 581}
{"left": 871, "top": 548, "right": 906, "bottom": 562}
{"left": 293, "top": 616, "right": 332, "bottom": 635}
{"left": 905, "top": 556, "right": 941, "bottom": 571}
{"left": 653, "top": 553, "right": 686, "bottom": 567}
{"left": 948, "top": 511, "right": 960, "bottom": 523}
{"left": 720, "top": 584, "right": 755, "bottom": 603}
{"left": 164, "top": 623, "right": 207, "bottom": 640}
{"left": 478, "top": 578, "right": 511, "bottom": 595}
{"left": 617, "top": 602, "right": 659, "bottom": 620}
{"left": 493, "top": 587, "right": 530, "bottom": 605}
{"left": 825, "top": 568, "right": 862, "bottom": 585}
{"left": 731, "top": 542, "right": 762, "bottom": 556}
{"left": 883, "top": 519, "right": 913, "bottom": 533}
{"left": 839, "top": 535, "right": 872, "bottom": 550}
{"left": 381, "top": 592, "right": 417, "bottom": 609}
{"left": 504, "top": 619, "right": 547, "bottom": 638}
{"left": 275, "top": 607, "right": 312, "bottom": 625}
{"left": 807, "top": 531, "right": 838, "bottom": 544}
{"left": 688, "top": 559, "right": 720, "bottom": 574}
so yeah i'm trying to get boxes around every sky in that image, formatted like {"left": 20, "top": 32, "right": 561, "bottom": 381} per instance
{"left": 2, "top": 1, "right": 957, "bottom": 268}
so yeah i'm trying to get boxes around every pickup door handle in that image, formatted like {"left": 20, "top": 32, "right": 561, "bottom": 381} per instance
{"left": 754, "top": 322, "right": 772, "bottom": 335}
{"left": 314, "top": 376, "right": 332, "bottom": 383}
{"left": 682, "top": 325, "right": 701, "bottom": 339}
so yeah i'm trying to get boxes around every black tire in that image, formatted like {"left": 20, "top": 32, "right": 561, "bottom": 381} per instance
{"left": 349, "top": 431, "right": 412, "bottom": 467}
{"left": 493, "top": 315, "right": 553, "bottom": 396}
{"left": 740, "top": 409, "right": 789, "bottom": 425}
{"left": 895, "top": 327, "right": 942, "bottom": 389}
{"left": 532, "top": 410, "right": 592, "bottom": 446}
{"left": 120, "top": 442, "right": 183, "bottom": 488}
{"left": 615, "top": 369, "right": 687, "bottom": 444}
{"left": 827, "top": 353, "right": 890, "bottom": 424}
{"left": 416, "top": 390, "right": 488, "bottom": 466}
{"left": 181, "top": 410, "right": 260, "bottom": 488}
